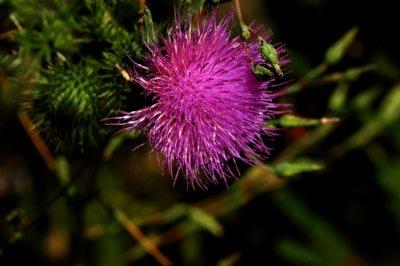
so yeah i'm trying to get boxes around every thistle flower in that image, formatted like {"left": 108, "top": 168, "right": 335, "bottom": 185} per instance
{"left": 108, "top": 10, "right": 288, "bottom": 189}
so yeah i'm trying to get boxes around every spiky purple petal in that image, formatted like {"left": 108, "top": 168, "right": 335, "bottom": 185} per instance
{"left": 108, "top": 10, "right": 288, "bottom": 189}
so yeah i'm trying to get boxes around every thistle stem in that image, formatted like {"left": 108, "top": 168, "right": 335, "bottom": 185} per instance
{"left": 234, "top": 0, "right": 244, "bottom": 25}
{"left": 137, "top": 0, "right": 147, "bottom": 24}
{"left": 9, "top": 14, "right": 23, "bottom": 30}
{"left": 18, "top": 112, "right": 56, "bottom": 171}
{"left": 98, "top": 198, "right": 172, "bottom": 266}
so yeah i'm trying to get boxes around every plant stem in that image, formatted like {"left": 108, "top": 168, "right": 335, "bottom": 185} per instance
{"left": 234, "top": 0, "right": 244, "bottom": 24}
{"left": 18, "top": 112, "right": 56, "bottom": 171}
{"left": 98, "top": 198, "right": 172, "bottom": 266}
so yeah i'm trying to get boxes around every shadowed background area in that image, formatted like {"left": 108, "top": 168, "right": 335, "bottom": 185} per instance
{"left": 1, "top": 0, "right": 400, "bottom": 265}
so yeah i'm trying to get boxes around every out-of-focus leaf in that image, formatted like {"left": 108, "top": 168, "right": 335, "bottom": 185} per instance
{"left": 55, "top": 156, "right": 70, "bottom": 184}
{"left": 164, "top": 204, "right": 188, "bottom": 222}
{"left": 372, "top": 52, "right": 400, "bottom": 79}
{"left": 376, "top": 158, "right": 400, "bottom": 224}
{"left": 164, "top": 204, "right": 223, "bottom": 237}
{"left": 103, "top": 131, "right": 137, "bottom": 160}
{"left": 94, "top": 233, "right": 125, "bottom": 266}
{"left": 276, "top": 239, "right": 327, "bottom": 266}
{"left": 322, "top": 65, "right": 375, "bottom": 83}
{"left": 54, "top": 156, "right": 78, "bottom": 199}
{"left": 206, "top": 0, "right": 231, "bottom": 4}
{"left": 178, "top": 0, "right": 206, "bottom": 13}
{"left": 189, "top": 207, "right": 224, "bottom": 237}
{"left": 181, "top": 233, "right": 204, "bottom": 266}
{"left": 378, "top": 84, "right": 400, "bottom": 122}
{"left": 337, "top": 83, "right": 400, "bottom": 153}
{"left": 325, "top": 27, "right": 358, "bottom": 65}
{"left": 272, "top": 189, "right": 353, "bottom": 264}
{"left": 350, "top": 85, "right": 381, "bottom": 112}
{"left": 328, "top": 82, "right": 349, "bottom": 113}
{"left": 323, "top": 65, "right": 375, "bottom": 114}
{"left": 268, "top": 114, "right": 339, "bottom": 128}
{"left": 271, "top": 160, "right": 323, "bottom": 178}
{"left": 5, "top": 208, "right": 27, "bottom": 229}
{"left": 216, "top": 252, "right": 241, "bottom": 266}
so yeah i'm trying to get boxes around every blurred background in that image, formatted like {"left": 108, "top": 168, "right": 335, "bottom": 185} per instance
{"left": 1, "top": 0, "right": 400, "bottom": 265}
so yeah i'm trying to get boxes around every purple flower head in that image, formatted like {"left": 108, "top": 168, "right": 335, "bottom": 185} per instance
{"left": 108, "top": 9, "right": 288, "bottom": 189}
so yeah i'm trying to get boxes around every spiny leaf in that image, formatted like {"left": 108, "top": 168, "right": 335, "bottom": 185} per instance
{"left": 30, "top": 61, "right": 113, "bottom": 153}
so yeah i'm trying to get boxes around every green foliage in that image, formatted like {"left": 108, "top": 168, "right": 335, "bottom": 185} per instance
{"left": 31, "top": 61, "right": 110, "bottom": 152}
{"left": 10, "top": 0, "right": 88, "bottom": 60}
{"left": 143, "top": 6, "right": 157, "bottom": 44}
{"left": 165, "top": 204, "right": 224, "bottom": 237}
{"left": 325, "top": 27, "right": 358, "bottom": 66}
{"left": 271, "top": 160, "right": 323, "bottom": 178}
{"left": 259, "top": 36, "right": 283, "bottom": 77}
{"left": 1, "top": 0, "right": 400, "bottom": 266}
{"left": 268, "top": 114, "right": 339, "bottom": 128}
{"left": 2, "top": 0, "right": 145, "bottom": 153}
{"left": 272, "top": 189, "right": 352, "bottom": 265}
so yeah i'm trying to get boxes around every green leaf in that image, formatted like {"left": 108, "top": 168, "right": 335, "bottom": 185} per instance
{"left": 164, "top": 204, "right": 224, "bottom": 237}
{"left": 272, "top": 189, "right": 353, "bottom": 263}
{"left": 271, "top": 160, "right": 323, "bottom": 178}
{"left": 321, "top": 64, "right": 375, "bottom": 83}
{"left": 143, "top": 6, "right": 156, "bottom": 44}
{"left": 328, "top": 82, "right": 349, "bottom": 113}
{"left": 268, "top": 114, "right": 340, "bottom": 128}
{"left": 55, "top": 156, "right": 70, "bottom": 184}
{"left": 189, "top": 207, "right": 224, "bottom": 237}
{"left": 276, "top": 239, "right": 327, "bottom": 266}
{"left": 338, "top": 83, "right": 400, "bottom": 153}
{"left": 103, "top": 132, "right": 137, "bottom": 160}
{"left": 325, "top": 27, "right": 358, "bottom": 65}
{"left": 216, "top": 252, "right": 241, "bottom": 266}
{"left": 350, "top": 85, "right": 381, "bottom": 112}
{"left": 376, "top": 158, "right": 400, "bottom": 224}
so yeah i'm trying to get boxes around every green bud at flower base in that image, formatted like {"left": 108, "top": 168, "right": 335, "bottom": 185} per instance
{"left": 250, "top": 63, "right": 275, "bottom": 80}
{"left": 240, "top": 23, "right": 251, "bottom": 40}
{"left": 259, "top": 36, "right": 283, "bottom": 77}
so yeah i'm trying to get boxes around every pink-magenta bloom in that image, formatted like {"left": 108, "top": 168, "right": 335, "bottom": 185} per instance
{"left": 108, "top": 10, "right": 288, "bottom": 189}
